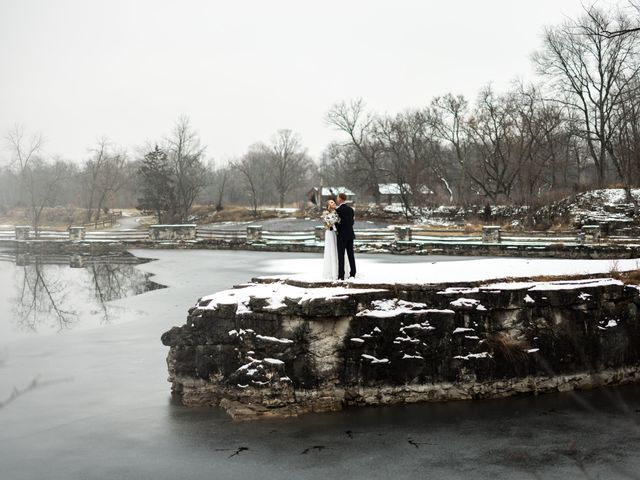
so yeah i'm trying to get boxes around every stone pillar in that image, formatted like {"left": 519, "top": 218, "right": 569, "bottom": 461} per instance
{"left": 576, "top": 231, "right": 586, "bottom": 245}
{"left": 247, "top": 226, "right": 263, "bottom": 243}
{"left": 581, "top": 225, "right": 601, "bottom": 242}
{"left": 394, "top": 226, "right": 412, "bottom": 242}
{"left": 315, "top": 226, "right": 325, "bottom": 242}
{"left": 15, "top": 226, "right": 30, "bottom": 240}
{"left": 482, "top": 226, "right": 501, "bottom": 243}
{"left": 69, "top": 254, "right": 86, "bottom": 268}
{"left": 185, "top": 224, "right": 197, "bottom": 240}
{"left": 69, "top": 226, "right": 86, "bottom": 242}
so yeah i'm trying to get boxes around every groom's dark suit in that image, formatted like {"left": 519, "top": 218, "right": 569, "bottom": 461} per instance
{"left": 336, "top": 202, "right": 356, "bottom": 280}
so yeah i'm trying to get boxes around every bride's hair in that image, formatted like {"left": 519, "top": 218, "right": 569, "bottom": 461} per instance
{"left": 326, "top": 199, "right": 336, "bottom": 211}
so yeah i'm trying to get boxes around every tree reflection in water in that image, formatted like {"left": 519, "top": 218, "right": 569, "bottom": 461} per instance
{"left": 16, "top": 258, "right": 77, "bottom": 332}
{"left": 11, "top": 253, "right": 163, "bottom": 334}
{"left": 89, "top": 262, "right": 163, "bottom": 324}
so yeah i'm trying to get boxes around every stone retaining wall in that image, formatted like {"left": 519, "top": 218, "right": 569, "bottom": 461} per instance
{"left": 3, "top": 236, "right": 640, "bottom": 259}
{"left": 161, "top": 276, "right": 640, "bottom": 419}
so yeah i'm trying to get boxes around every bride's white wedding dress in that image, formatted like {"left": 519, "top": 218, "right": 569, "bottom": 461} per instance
{"left": 322, "top": 228, "right": 339, "bottom": 280}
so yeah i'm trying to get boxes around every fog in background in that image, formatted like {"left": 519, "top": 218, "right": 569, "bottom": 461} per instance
{"left": 0, "top": 0, "right": 595, "bottom": 163}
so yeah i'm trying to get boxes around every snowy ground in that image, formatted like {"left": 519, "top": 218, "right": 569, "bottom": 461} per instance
{"left": 201, "top": 255, "right": 640, "bottom": 315}
{"left": 261, "top": 256, "right": 640, "bottom": 285}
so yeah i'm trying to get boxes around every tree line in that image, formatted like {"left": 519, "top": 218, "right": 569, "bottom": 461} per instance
{"left": 2, "top": 3, "right": 640, "bottom": 229}
{"left": 321, "top": 5, "right": 640, "bottom": 216}
{"left": 0, "top": 118, "right": 318, "bottom": 228}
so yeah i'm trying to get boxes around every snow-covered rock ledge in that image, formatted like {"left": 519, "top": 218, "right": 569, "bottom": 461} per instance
{"left": 161, "top": 276, "right": 640, "bottom": 420}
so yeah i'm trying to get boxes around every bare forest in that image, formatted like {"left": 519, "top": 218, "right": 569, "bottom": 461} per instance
{"left": 2, "top": 4, "right": 640, "bottom": 229}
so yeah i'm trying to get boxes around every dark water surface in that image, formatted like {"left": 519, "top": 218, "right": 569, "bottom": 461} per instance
{"left": 0, "top": 250, "right": 639, "bottom": 480}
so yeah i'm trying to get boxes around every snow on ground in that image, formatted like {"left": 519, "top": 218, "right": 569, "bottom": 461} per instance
{"left": 198, "top": 282, "right": 384, "bottom": 312}
{"left": 483, "top": 278, "right": 624, "bottom": 291}
{"left": 356, "top": 299, "right": 451, "bottom": 318}
{"left": 576, "top": 188, "right": 640, "bottom": 205}
{"left": 261, "top": 207, "right": 299, "bottom": 213}
{"left": 539, "top": 188, "right": 640, "bottom": 226}
{"left": 259, "top": 256, "right": 640, "bottom": 285}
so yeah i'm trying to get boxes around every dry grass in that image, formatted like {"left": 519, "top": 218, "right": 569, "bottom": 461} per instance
{"left": 191, "top": 203, "right": 310, "bottom": 224}
{"left": 608, "top": 182, "right": 631, "bottom": 189}
{"left": 601, "top": 259, "right": 640, "bottom": 284}
{"left": 202, "top": 205, "right": 278, "bottom": 223}
{"left": 548, "top": 222, "right": 571, "bottom": 232}
{"left": 497, "top": 265, "right": 640, "bottom": 285}
{"left": 462, "top": 223, "right": 484, "bottom": 233}
{"left": 0, "top": 207, "right": 89, "bottom": 230}
{"left": 606, "top": 269, "right": 640, "bottom": 285}
{"left": 486, "top": 333, "right": 530, "bottom": 363}
{"left": 525, "top": 274, "right": 582, "bottom": 282}
{"left": 499, "top": 223, "right": 519, "bottom": 232}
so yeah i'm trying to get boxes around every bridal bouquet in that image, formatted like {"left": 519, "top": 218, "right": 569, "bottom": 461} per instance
{"left": 322, "top": 212, "right": 340, "bottom": 230}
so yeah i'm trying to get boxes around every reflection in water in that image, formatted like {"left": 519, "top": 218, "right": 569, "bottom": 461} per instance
{"left": 16, "top": 259, "right": 77, "bottom": 332}
{"left": 1, "top": 252, "right": 164, "bottom": 338}
{"left": 88, "top": 262, "right": 164, "bottom": 323}
{"left": 0, "top": 375, "right": 70, "bottom": 410}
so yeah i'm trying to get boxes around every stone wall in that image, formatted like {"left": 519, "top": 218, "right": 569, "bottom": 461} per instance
{"left": 4, "top": 227, "right": 640, "bottom": 258}
{"left": 161, "top": 276, "right": 640, "bottom": 420}
{"left": 149, "top": 224, "right": 197, "bottom": 241}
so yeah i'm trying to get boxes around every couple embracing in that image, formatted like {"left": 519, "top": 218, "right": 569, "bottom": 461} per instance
{"left": 321, "top": 192, "right": 356, "bottom": 281}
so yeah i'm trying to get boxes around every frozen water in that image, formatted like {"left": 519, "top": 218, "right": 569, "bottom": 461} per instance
{"left": 1, "top": 250, "right": 640, "bottom": 479}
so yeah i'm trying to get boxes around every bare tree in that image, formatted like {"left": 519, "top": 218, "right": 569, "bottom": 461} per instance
{"left": 212, "top": 164, "right": 230, "bottom": 211}
{"left": 375, "top": 110, "right": 446, "bottom": 217}
{"left": 89, "top": 262, "right": 157, "bottom": 324}
{"left": 533, "top": 6, "right": 640, "bottom": 186}
{"left": 267, "top": 129, "right": 312, "bottom": 207}
{"left": 167, "top": 117, "right": 207, "bottom": 222}
{"left": 507, "top": 83, "right": 558, "bottom": 204}
{"left": 5, "top": 125, "right": 67, "bottom": 236}
{"left": 0, "top": 165, "right": 18, "bottom": 214}
{"left": 430, "top": 94, "right": 474, "bottom": 202}
{"left": 466, "top": 86, "right": 526, "bottom": 202}
{"left": 82, "top": 138, "right": 128, "bottom": 223}
{"left": 326, "top": 99, "right": 387, "bottom": 203}
{"left": 232, "top": 145, "right": 270, "bottom": 217}
{"left": 611, "top": 76, "right": 640, "bottom": 196}
{"left": 598, "top": 1, "right": 640, "bottom": 38}
{"left": 15, "top": 259, "right": 77, "bottom": 332}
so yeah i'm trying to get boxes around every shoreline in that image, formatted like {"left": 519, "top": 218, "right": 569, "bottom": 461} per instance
{"left": 2, "top": 237, "right": 640, "bottom": 259}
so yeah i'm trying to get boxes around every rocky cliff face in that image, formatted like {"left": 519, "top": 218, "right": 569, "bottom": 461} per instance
{"left": 161, "top": 277, "right": 640, "bottom": 419}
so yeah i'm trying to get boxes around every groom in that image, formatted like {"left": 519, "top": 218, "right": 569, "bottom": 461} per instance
{"left": 335, "top": 192, "right": 356, "bottom": 280}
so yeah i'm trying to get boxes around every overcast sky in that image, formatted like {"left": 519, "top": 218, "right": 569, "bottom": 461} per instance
{"left": 0, "top": 0, "right": 627, "bottom": 164}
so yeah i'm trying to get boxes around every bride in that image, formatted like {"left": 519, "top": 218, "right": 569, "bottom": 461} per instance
{"left": 322, "top": 200, "right": 340, "bottom": 279}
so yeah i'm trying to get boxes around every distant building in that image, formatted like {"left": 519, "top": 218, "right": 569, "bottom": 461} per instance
{"left": 378, "top": 183, "right": 433, "bottom": 204}
{"left": 307, "top": 186, "right": 356, "bottom": 209}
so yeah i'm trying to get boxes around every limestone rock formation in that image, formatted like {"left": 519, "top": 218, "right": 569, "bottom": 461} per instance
{"left": 161, "top": 276, "right": 640, "bottom": 419}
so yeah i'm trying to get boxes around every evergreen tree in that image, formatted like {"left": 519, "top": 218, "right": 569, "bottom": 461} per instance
{"left": 137, "top": 145, "right": 176, "bottom": 223}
